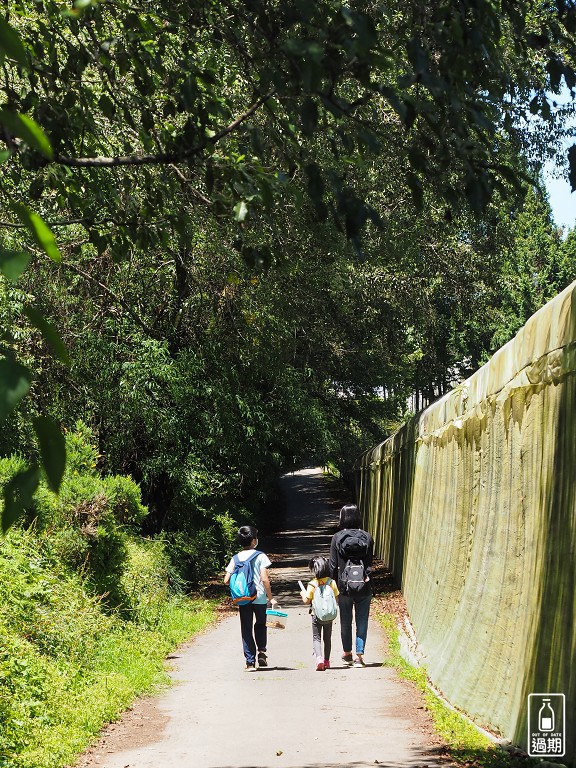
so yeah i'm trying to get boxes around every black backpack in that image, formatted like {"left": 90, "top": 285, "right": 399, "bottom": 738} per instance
{"left": 337, "top": 530, "right": 370, "bottom": 595}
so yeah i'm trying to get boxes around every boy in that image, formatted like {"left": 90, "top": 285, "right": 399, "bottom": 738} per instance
{"left": 225, "top": 525, "right": 278, "bottom": 670}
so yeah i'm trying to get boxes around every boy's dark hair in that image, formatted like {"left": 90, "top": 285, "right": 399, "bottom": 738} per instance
{"left": 237, "top": 525, "right": 258, "bottom": 548}
{"left": 339, "top": 503, "right": 361, "bottom": 529}
{"left": 308, "top": 555, "right": 330, "bottom": 579}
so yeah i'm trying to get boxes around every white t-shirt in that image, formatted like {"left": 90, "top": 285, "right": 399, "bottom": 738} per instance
{"left": 226, "top": 549, "right": 272, "bottom": 604}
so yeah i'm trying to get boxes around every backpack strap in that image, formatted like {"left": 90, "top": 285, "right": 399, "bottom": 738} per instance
{"left": 233, "top": 551, "right": 260, "bottom": 568}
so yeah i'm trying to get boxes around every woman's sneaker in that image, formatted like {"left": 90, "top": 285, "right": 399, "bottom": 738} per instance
{"left": 323, "top": 659, "right": 330, "bottom": 669}
{"left": 316, "top": 657, "right": 325, "bottom": 671}
{"left": 257, "top": 651, "right": 268, "bottom": 668}
{"left": 342, "top": 652, "right": 353, "bottom": 667}
{"left": 353, "top": 655, "right": 366, "bottom": 668}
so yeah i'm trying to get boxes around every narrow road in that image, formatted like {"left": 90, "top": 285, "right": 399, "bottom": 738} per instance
{"left": 75, "top": 468, "right": 444, "bottom": 768}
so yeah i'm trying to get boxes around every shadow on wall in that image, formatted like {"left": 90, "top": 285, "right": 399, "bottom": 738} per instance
{"left": 363, "top": 419, "right": 418, "bottom": 587}
{"left": 392, "top": 421, "right": 419, "bottom": 588}
{"left": 518, "top": 343, "right": 576, "bottom": 764}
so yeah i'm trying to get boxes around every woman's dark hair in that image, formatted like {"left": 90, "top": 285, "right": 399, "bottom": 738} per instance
{"left": 339, "top": 503, "right": 361, "bottom": 529}
{"left": 237, "top": 525, "right": 258, "bottom": 548}
{"left": 308, "top": 555, "right": 330, "bottom": 579}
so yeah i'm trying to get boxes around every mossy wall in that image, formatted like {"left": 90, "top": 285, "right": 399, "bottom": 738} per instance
{"left": 358, "top": 281, "right": 576, "bottom": 763}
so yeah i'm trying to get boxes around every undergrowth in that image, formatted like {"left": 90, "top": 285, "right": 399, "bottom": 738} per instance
{"left": 0, "top": 424, "right": 218, "bottom": 768}
{"left": 0, "top": 528, "right": 216, "bottom": 768}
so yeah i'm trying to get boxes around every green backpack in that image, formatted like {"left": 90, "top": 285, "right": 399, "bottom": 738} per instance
{"left": 312, "top": 579, "right": 338, "bottom": 622}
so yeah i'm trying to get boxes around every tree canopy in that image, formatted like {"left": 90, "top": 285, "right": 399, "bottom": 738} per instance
{"left": 1, "top": 0, "right": 576, "bottom": 530}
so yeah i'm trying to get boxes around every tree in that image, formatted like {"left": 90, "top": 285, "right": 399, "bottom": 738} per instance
{"left": 1, "top": 0, "right": 576, "bottom": 527}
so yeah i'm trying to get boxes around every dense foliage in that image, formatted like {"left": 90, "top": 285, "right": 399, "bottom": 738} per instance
{"left": 0, "top": 424, "right": 217, "bottom": 768}
{"left": 0, "top": 1, "right": 575, "bottom": 532}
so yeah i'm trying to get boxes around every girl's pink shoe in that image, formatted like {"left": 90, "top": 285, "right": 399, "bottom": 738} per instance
{"left": 323, "top": 659, "right": 330, "bottom": 669}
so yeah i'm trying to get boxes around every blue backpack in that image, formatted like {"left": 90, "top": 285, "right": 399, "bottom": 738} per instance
{"left": 229, "top": 551, "right": 260, "bottom": 606}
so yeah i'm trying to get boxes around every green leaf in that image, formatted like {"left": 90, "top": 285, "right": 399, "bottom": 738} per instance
{"left": 0, "top": 248, "right": 31, "bottom": 281}
{"left": 300, "top": 97, "right": 318, "bottom": 136}
{"left": 378, "top": 84, "right": 407, "bottom": 123}
{"left": 546, "top": 56, "right": 564, "bottom": 92}
{"left": 305, "top": 163, "right": 324, "bottom": 202}
{"left": 465, "top": 174, "right": 491, "bottom": 215}
{"left": 33, "top": 416, "right": 66, "bottom": 493}
{"left": 233, "top": 200, "right": 249, "bottom": 222}
{"left": 403, "top": 100, "right": 417, "bottom": 130}
{"left": 407, "top": 37, "right": 428, "bottom": 76}
{"left": 341, "top": 8, "right": 378, "bottom": 53}
{"left": 24, "top": 306, "right": 70, "bottom": 364}
{"left": 0, "top": 358, "right": 31, "bottom": 423}
{"left": 257, "top": 179, "right": 274, "bottom": 212}
{"left": 250, "top": 127, "right": 265, "bottom": 157}
{"left": 0, "top": 17, "right": 28, "bottom": 67}
{"left": 568, "top": 144, "right": 576, "bottom": 192}
{"left": 10, "top": 204, "right": 62, "bottom": 262}
{"left": 406, "top": 171, "right": 423, "bottom": 210}
{"left": 564, "top": 67, "right": 576, "bottom": 90}
{"left": 0, "top": 150, "right": 10, "bottom": 163}
{"left": 2, "top": 465, "right": 40, "bottom": 533}
{"left": 99, "top": 93, "right": 116, "bottom": 118}
{"left": 0, "top": 110, "right": 53, "bottom": 159}
{"left": 408, "top": 146, "right": 427, "bottom": 172}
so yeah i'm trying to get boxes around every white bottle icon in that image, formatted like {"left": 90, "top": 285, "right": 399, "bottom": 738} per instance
{"left": 539, "top": 699, "right": 554, "bottom": 731}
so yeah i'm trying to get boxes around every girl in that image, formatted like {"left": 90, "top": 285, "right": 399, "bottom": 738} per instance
{"left": 300, "top": 555, "right": 339, "bottom": 671}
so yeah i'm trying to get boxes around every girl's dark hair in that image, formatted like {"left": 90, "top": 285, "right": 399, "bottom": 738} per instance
{"left": 339, "top": 503, "right": 361, "bottom": 529}
{"left": 237, "top": 525, "right": 258, "bottom": 548}
{"left": 308, "top": 555, "right": 330, "bottom": 579}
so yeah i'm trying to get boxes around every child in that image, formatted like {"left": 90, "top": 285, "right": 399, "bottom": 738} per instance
{"left": 300, "top": 555, "right": 339, "bottom": 671}
{"left": 224, "top": 525, "right": 278, "bottom": 671}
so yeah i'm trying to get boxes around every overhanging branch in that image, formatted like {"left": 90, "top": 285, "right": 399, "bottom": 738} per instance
{"left": 53, "top": 90, "right": 275, "bottom": 169}
{"left": 64, "top": 261, "right": 161, "bottom": 340}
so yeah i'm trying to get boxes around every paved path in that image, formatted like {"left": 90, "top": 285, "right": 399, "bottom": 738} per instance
{"left": 76, "top": 469, "right": 444, "bottom": 768}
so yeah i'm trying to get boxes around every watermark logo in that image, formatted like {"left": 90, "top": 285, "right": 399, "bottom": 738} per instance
{"left": 528, "top": 693, "right": 565, "bottom": 757}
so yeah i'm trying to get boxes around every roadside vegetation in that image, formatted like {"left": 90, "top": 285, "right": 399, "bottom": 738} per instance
{"left": 376, "top": 610, "right": 544, "bottom": 768}
{"left": 0, "top": 424, "right": 219, "bottom": 768}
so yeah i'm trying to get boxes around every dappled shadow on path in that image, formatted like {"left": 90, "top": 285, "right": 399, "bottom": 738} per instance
{"left": 264, "top": 469, "right": 400, "bottom": 610}
{"left": 200, "top": 748, "right": 447, "bottom": 768}
{"left": 263, "top": 469, "right": 345, "bottom": 607}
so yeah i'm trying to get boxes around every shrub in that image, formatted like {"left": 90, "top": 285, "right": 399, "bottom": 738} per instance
{"left": 0, "top": 424, "right": 149, "bottom": 609}
{"left": 0, "top": 527, "right": 216, "bottom": 768}
{"left": 63, "top": 421, "right": 100, "bottom": 476}
{"left": 0, "top": 454, "right": 27, "bottom": 488}
{"left": 120, "top": 537, "right": 185, "bottom": 627}
{"left": 102, "top": 475, "right": 148, "bottom": 527}
{"left": 163, "top": 527, "right": 220, "bottom": 585}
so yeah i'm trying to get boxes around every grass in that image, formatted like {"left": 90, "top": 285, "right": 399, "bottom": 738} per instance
{"left": 0, "top": 529, "right": 217, "bottom": 768}
{"left": 376, "top": 611, "right": 546, "bottom": 768}
{"left": 22, "top": 598, "right": 216, "bottom": 768}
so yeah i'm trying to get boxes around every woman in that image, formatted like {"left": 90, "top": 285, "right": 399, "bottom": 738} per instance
{"left": 329, "top": 503, "right": 374, "bottom": 667}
